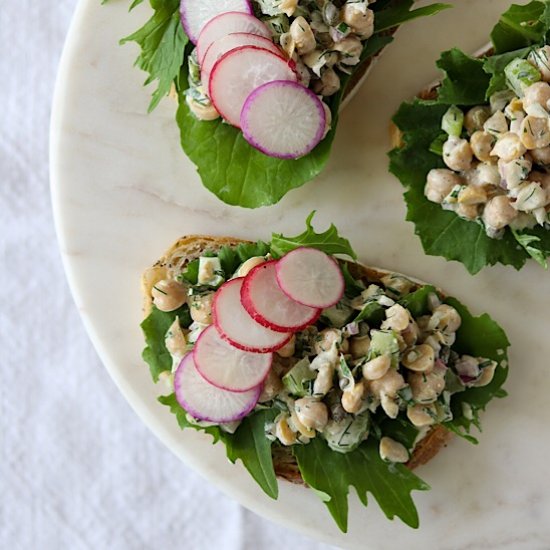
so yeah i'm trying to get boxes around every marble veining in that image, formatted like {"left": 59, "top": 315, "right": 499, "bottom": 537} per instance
{"left": 50, "top": 0, "right": 550, "bottom": 547}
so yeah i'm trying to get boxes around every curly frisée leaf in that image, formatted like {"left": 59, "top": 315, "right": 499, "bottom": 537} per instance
{"left": 270, "top": 211, "right": 357, "bottom": 259}
{"left": 389, "top": 2, "right": 550, "bottom": 272}
{"left": 120, "top": 0, "right": 188, "bottom": 112}
{"left": 293, "top": 438, "right": 429, "bottom": 532}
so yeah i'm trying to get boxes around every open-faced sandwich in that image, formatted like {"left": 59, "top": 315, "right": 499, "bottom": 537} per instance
{"left": 140, "top": 214, "right": 509, "bottom": 532}
{"left": 391, "top": 0, "right": 550, "bottom": 273}
{"left": 114, "top": 0, "right": 449, "bottom": 207}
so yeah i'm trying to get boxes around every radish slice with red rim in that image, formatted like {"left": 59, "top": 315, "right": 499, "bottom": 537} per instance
{"left": 174, "top": 353, "right": 261, "bottom": 423}
{"left": 180, "top": 0, "right": 252, "bottom": 45}
{"left": 213, "top": 278, "right": 292, "bottom": 352}
{"left": 241, "top": 80, "right": 326, "bottom": 159}
{"left": 209, "top": 46, "right": 297, "bottom": 128}
{"left": 276, "top": 248, "right": 345, "bottom": 308}
{"left": 196, "top": 11, "right": 271, "bottom": 64}
{"left": 241, "top": 260, "right": 321, "bottom": 332}
{"left": 194, "top": 325, "right": 272, "bottom": 392}
{"left": 201, "top": 33, "right": 284, "bottom": 90}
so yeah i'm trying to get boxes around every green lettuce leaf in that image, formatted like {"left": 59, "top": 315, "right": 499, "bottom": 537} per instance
{"left": 159, "top": 394, "right": 279, "bottom": 498}
{"left": 389, "top": 2, "right": 550, "bottom": 273}
{"left": 270, "top": 211, "right": 357, "bottom": 259}
{"left": 491, "top": 1, "right": 550, "bottom": 54}
{"left": 120, "top": 0, "right": 448, "bottom": 207}
{"left": 120, "top": 0, "right": 188, "bottom": 112}
{"left": 141, "top": 304, "right": 192, "bottom": 381}
{"left": 397, "top": 284, "right": 438, "bottom": 317}
{"left": 293, "top": 438, "right": 429, "bottom": 532}
{"left": 443, "top": 297, "right": 510, "bottom": 436}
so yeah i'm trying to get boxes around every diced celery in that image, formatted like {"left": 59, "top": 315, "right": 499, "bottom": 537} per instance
{"left": 369, "top": 330, "right": 400, "bottom": 368}
{"left": 505, "top": 58, "right": 541, "bottom": 96}
{"left": 282, "top": 358, "right": 315, "bottom": 397}
{"left": 441, "top": 105, "right": 464, "bottom": 137}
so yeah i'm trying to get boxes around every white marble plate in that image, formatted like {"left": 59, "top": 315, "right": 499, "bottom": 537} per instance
{"left": 50, "top": 0, "right": 550, "bottom": 547}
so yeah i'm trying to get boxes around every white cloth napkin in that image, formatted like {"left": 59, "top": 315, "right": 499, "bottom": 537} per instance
{"left": 0, "top": 2, "right": 337, "bottom": 548}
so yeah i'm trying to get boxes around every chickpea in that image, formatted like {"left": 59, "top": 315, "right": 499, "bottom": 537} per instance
{"left": 342, "top": 5, "right": 374, "bottom": 38}
{"left": 152, "top": 279, "right": 187, "bottom": 312}
{"left": 236, "top": 256, "right": 265, "bottom": 277}
{"left": 528, "top": 46, "right": 550, "bottom": 82}
{"left": 189, "top": 292, "right": 214, "bottom": 324}
{"left": 520, "top": 115, "right": 550, "bottom": 149}
{"left": 474, "top": 362, "right": 497, "bottom": 387}
{"left": 522, "top": 82, "right": 550, "bottom": 110}
{"left": 401, "top": 344, "right": 435, "bottom": 373}
{"left": 369, "top": 368, "right": 405, "bottom": 398}
{"left": 380, "top": 394, "right": 399, "bottom": 419}
{"left": 290, "top": 16, "right": 316, "bottom": 55}
{"left": 530, "top": 146, "right": 550, "bottom": 165}
{"left": 490, "top": 132, "right": 527, "bottom": 161}
{"left": 408, "top": 370, "right": 445, "bottom": 403}
{"left": 362, "top": 354, "right": 391, "bottom": 381}
{"left": 443, "top": 136, "right": 473, "bottom": 172}
{"left": 321, "top": 101, "right": 332, "bottom": 139}
{"left": 279, "top": 0, "right": 298, "bottom": 17}
{"left": 456, "top": 203, "right": 480, "bottom": 220}
{"left": 295, "top": 397, "right": 329, "bottom": 431}
{"left": 499, "top": 158, "right": 532, "bottom": 188}
{"left": 401, "top": 321, "right": 420, "bottom": 347}
{"left": 333, "top": 37, "right": 363, "bottom": 64}
{"left": 380, "top": 273, "right": 414, "bottom": 296}
{"left": 314, "top": 328, "right": 345, "bottom": 354}
{"left": 514, "top": 182, "right": 548, "bottom": 211}
{"left": 289, "top": 410, "right": 315, "bottom": 438}
{"left": 484, "top": 111, "right": 509, "bottom": 137}
{"left": 470, "top": 131, "right": 496, "bottom": 162}
{"left": 341, "top": 381, "right": 366, "bottom": 414}
{"left": 379, "top": 437, "right": 409, "bottom": 463}
{"left": 312, "top": 68, "right": 341, "bottom": 97}
{"left": 483, "top": 196, "right": 518, "bottom": 230}
{"left": 294, "top": 58, "right": 311, "bottom": 88}
{"left": 458, "top": 185, "right": 488, "bottom": 205}
{"left": 350, "top": 334, "right": 371, "bottom": 359}
{"left": 381, "top": 304, "right": 410, "bottom": 332}
{"left": 455, "top": 355, "right": 480, "bottom": 379}
{"left": 276, "top": 335, "right": 296, "bottom": 358}
{"left": 165, "top": 318, "right": 187, "bottom": 358}
{"left": 424, "top": 169, "right": 463, "bottom": 204}
{"left": 313, "top": 364, "right": 335, "bottom": 397}
{"left": 259, "top": 369, "right": 283, "bottom": 402}
{"left": 423, "top": 334, "right": 442, "bottom": 354}
{"left": 407, "top": 404, "right": 437, "bottom": 427}
{"left": 185, "top": 92, "right": 220, "bottom": 121}
{"left": 275, "top": 415, "right": 297, "bottom": 446}
{"left": 464, "top": 106, "right": 491, "bottom": 135}
{"left": 429, "top": 304, "right": 462, "bottom": 333}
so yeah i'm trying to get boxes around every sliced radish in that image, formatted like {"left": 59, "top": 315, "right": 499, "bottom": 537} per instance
{"left": 201, "top": 33, "right": 284, "bottom": 90}
{"left": 241, "top": 80, "right": 326, "bottom": 159}
{"left": 174, "top": 353, "right": 260, "bottom": 423}
{"left": 276, "top": 248, "right": 345, "bottom": 308}
{"left": 241, "top": 260, "right": 321, "bottom": 332}
{"left": 209, "top": 46, "right": 297, "bottom": 128}
{"left": 180, "top": 0, "right": 252, "bottom": 45}
{"left": 213, "top": 278, "right": 292, "bottom": 352}
{"left": 194, "top": 325, "right": 272, "bottom": 392}
{"left": 196, "top": 12, "right": 271, "bottom": 64}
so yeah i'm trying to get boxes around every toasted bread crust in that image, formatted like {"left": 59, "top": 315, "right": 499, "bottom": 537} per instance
{"left": 143, "top": 235, "right": 452, "bottom": 483}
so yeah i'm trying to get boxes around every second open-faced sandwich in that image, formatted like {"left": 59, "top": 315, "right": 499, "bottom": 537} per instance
{"left": 116, "top": 0, "right": 449, "bottom": 207}
{"left": 140, "top": 213, "right": 509, "bottom": 532}
{"left": 391, "top": 0, "right": 550, "bottom": 273}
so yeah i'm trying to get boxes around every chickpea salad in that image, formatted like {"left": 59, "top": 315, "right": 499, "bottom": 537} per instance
{"left": 391, "top": 1, "right": 550, "bottom": 273}
{"left": 113, "top": 0, "right": 448, "bottom": 208}
{"left": 141, "top": 215, "right": 509, "bottom": 532}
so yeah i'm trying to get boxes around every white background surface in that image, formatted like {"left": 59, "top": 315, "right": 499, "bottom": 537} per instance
{"left": 1, "top": 3, "right": 334, "bottom": 548}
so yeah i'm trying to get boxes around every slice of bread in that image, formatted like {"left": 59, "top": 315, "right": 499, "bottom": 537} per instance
{"left": 142, "top": 235, "right": 452, "bottom": 482}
